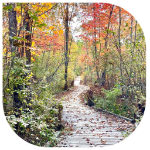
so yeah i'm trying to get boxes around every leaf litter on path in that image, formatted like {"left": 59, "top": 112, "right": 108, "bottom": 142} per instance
{"left": 57, "top": 77, "right": 135, "bottom": 147}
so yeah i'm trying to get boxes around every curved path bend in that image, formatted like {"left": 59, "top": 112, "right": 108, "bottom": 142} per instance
{"left": 57, "top": 76, "right": 134, "bottom": 147}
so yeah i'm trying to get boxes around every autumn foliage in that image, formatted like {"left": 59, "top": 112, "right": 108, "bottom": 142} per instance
{"left": 3, "top": 2, "right": 146, "bottom": 147}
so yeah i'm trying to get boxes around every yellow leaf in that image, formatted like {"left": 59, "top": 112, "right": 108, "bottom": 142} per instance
{"left": 30, "top": 72, "right": 34, "bottom": 76}
{"left": 32, "top": 41, "right": 35, "bottom": 47}
{"left": 17, "top": 16, "right": 21, "bottom": 24}
{"left": 59, "top": 30, "right": 63, "bottom": 35}
{"left": 41, "top": 14, "right": 45, "bottom": 18}
{"left": 28, "top": 103, "right": 32, "bottom": 106}
{"left": 32, "top": 51, "right": 35, "bottom": 55}
{"left": 49, "top": 26, "right": 54, "bottom": 30}
{"left": 31, "top": 57, "right": 34, "bottom": 61}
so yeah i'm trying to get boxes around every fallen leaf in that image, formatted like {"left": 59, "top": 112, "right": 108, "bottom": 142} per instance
{"left": 101, "top": 139, "right": 106, "bottom": 144}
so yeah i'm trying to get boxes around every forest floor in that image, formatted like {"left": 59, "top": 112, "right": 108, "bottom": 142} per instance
{"left": 56, "top": 76, "right": 135, "bottom": 147}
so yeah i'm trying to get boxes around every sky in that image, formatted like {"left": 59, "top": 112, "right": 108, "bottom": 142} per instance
{"left": 69, "top": 6, "right": 83, "bottom": 41}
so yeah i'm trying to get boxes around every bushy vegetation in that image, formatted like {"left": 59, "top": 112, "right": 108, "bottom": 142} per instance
{"left": 80, "top": 14, "right": 146, "bottom": 122}
{"left": 94, "top": 87, "right": 123, "bottom": 114}
{"left": 93, "top": 85, "right": 146, "bottom": 120}
{"left": 3, "top": 56, "right": 64, "bottom": 146}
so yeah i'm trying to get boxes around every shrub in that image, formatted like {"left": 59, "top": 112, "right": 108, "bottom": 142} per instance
{"left": 3, "top": 56, "right": 64, "bottom": 147}
{"left": 94, "top": 87, "right": 122, "bottom": 115}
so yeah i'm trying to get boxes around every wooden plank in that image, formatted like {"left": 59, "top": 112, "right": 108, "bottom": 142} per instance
{"left": 58, "top": 140, "right": 120, "bottom": 144}
{"left": 57, "top": 144, "right": 108, "bottom": 147}
{"left": 57, "top": 82, "right": 134, "bottom": 147}
{"left": 60, "top": 137, "right": 123, "bottom": 141}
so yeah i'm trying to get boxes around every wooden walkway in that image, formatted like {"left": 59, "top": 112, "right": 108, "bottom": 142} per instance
{"left": 57, "top": 77, "right": 135, "bottom": 147}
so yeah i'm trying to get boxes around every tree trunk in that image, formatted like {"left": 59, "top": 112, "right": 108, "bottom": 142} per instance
{"left": 102, "top": 71, "right": 106, "bottom": 86}
{"left": 24, "top": 4, "right": 32, "bottom": 108}
{"left": 118, "top": 7, "right": 124, "bottom": 92}
{"left": 93, "top": 5, "right": 101, "bottom": 87}
{"left": 8, "top": 4, "right": 22, "bottom": 109}
{"left": 98, "top": 11, "right": 102, "bottom": 87}
{"left": 102, "top": 5, "right": 114, "bottom": 86}
{"left": 8, "top": 3, "right": 17, "bottom": 55}
{"left": 64, "top": 3, "right": 69, "bottom": 90}
{"left": 20, "top": 41, "right": 24, "bottom": 57}
{"left": 24, "top": 4, "right": 32, "bottom": 65}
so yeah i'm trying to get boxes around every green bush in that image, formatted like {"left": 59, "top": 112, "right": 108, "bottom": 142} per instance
{"left": 103, "top": 87, "right": 122, "bottom": 101}
{"left": 3, "top": 55, "right": 64, "bottom": 146}
{"left": 94, "top": 86, "right": 139, "bottom": 118}
{"left": 6, "top": 108, "right": 59, "bottom": 146}
{"left": 94, "top": 87, "right": 122, "bottom": 115}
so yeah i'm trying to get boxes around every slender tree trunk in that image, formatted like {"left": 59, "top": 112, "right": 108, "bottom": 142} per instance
{"left": 118, "top": 7, "right": 124, "bottom": 92}
{"left": 133, "top": 20, "right": 138, "bottom": 107}
{"left": 98, "top": 7, "right": 102, "bottom": 86}
{"left": 64, "top": 3, "right": 69, "bottom": 90}
{"left": 131, "top": 18, "right": 137, "bottom": 87}
{"left": 8, "top": 3, "right": 17, "bottom": 55}
{"left": 133, "top": 21, "right": 137, "bottom": 85}
{"left": 93, "top": 5, "right": 101, "bottom": 87}
{"left": 24, "top": 4, "right": 32, "bottom": 65}
{"left": 129, "top": 16, "right": 134, "bottom": 99}
{"left": 20, "top": 4, "right": 25, "bottom": 57}
{"left": 8, "top": 3, "right": 22, "bottom": 109}
{"left": 102, "top": 5, "right": 114, "bottom": 86}
{"left": 24, "top": 4, "right": 32, "bottom": 108}
{"left": 111, "top": 63, "right": 115, "bottom": 87}
{"left": 129, "top": 16, "right": 133, "bottom": 85}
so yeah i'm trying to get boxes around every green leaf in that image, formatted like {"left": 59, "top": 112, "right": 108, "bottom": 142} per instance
{"left": 12, "top": 37, "right": 21, "bottom": 40}
{"left": 28, "top": 10, "right": 32, "bottom": 15}
{"left": 35, "top": 22, "right": 39, "bottom": 25}
{"left": 37, "top": 23, "right": 47, "bottom": 28}
{"left": 3, "top": 5, "right": 13, "bottom": 10}
{"left": 12, "top": 37, "right": 26, "bottom": 41}
{"left": 133, "top": 57, "right": 136, "bottom": 60}
{"left": 112, "top": 31, "right": 116, "bottom": 34}
{"left": 11, "top": 52, "right": 16, "bottom": 56}
{"left": 139, "top": 29, "right": 142, "bottom": 32}
{"left": 31, "top": 15, "right": 38, "bottom": 21}
{"left": 125, "top": 23, "right": 128, "bottom": 27}
{"left": 35, "top": 10, "right": 40, "bottom": 14}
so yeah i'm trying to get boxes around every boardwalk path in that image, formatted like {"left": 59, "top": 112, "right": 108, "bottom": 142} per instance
{"left": 57, "top": 77, "right": 135, "bottom": 147}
